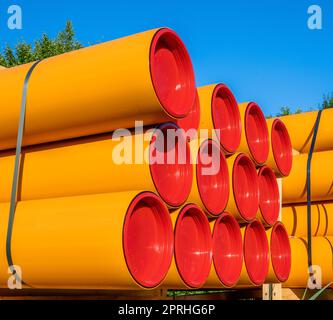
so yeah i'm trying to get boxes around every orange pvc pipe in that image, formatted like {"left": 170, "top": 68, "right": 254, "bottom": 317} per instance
{"left": 266, "top": 118, "right": 293, "bottom": 177}
{"left": 187, "top": 139, "right": 229, "bottom": 217}
{"left": 238, "top": 102, "right": 269, "bottom": 166}
{"left": 282, "top": 151, "right": 333, "bottom": 204}
{"left": 285, "top": 237, "right": 333, "bottom": 288}
{"left": 0, "top": 28, "right": 196, "bottom": 150}
{"left": 0, "top": 122, "right": 193, "bottom": 208}
{"left": 280, "top": 108, "right": 333, "bottom": 153}
{"left": 205, "top": 213, "right": 243, "bottom": 288}
{"left": 265, "top": 222, "right": 291, "bottom": 283}
{"left": 226, "top": 153, "right": 259, "bottom": 222}
{"left": 197, "top": 84, "right": 241, "bottom": 155}
{"left": 161, "top": 204, "right": 212, "bottom": 289}
{"left": 282, "top": 202, "right": 333, "bottom": 237}
{"left": 0, "top": 191, "right": 174, "bottom": 289}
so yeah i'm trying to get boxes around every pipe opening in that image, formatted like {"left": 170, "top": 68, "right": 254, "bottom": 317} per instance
{"left": 197, "top": 139, "right": 229, "bottom": 216}
{"left": 150, "top": 28, "right": 196, "bottom": 118}
{"left": 271, "top": 119, "right": 293, "bottom": 176}
{"left": 211, "top": 84, "right": 241, "bottom": 153}
{"left": 176, "top": 90, "right": 200, "bottom": 132}
{"left": 233, "top": 154, "right": 259, "bottom": 221}
{"left": 174, "top": 204, "right": 213, "bottom": 288}
{"left": 245, "top": 102, "right": 269, "bottom": 164}
{"left": 258, "top": 166, "right": 280, "bottom": 226}
{"left": 270, "top": 223, "right": 291, "bottom": 282}
{"left": 123, "top": 192, "right": 174, "bottom": 288}
{"left": 244, "top": 220, "right": 269, "bottom": 285}
{"left": 212, "top": 213, "right": 243, "bottom": 287}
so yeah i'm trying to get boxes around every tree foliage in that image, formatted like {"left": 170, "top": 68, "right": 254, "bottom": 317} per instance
{"left": 322, "top": 92, "right": 333, "bottom": 109}
{"left": 0, "top": 21, "right": 82, "bottom": 67}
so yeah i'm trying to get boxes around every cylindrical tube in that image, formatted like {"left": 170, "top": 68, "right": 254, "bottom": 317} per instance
{"left": 205, "top": 213, "right": 243, "bottom": 288}
{"left": 237, "top": 220, "right": 269, "bottom": 286}
{"left": 266, "top": 118, "right": 293, "bottom": 177}
{"left": 282, "top": 202, "right": 333, "bottom": 237}
{"left": 187, "top": 139, "right": 229, "bottom": 217}
{"left": 238, "top": 102, "right": 269, "bottom": 166}
{"left": 0, "top": 28, "right": 196, "bottom": 150}
{"left": 280, "top": 108, "right": 333, "bottom": 153}
{"left": 257, "top": 166, "right": 280, "bottom": 226}
{"left": 162, "top": 204, "right": 212, "bottom": 289}
{"left": 285, "top": 237, "right": 333, "bottom": 288}
{"left": 226, "top": 153, "right": 259, "bottom": 222}
{"left": 266, "top": 222, "right": 291, "bottom": 283}
{"left": 197, "top": 84, "right": 241, "bottom": 155}
{"left": 0, "top": 191, "right": 174, "bottom": 289}
{"left": 282, "top": 151, "right": 333, "bottom": 204}
{"left": 0, "top": 122, "right": 193, "bottom": 208}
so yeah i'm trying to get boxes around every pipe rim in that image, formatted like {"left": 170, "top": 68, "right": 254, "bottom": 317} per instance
{"left": 196, "top": 139, "right": 230, "bottom": 216}
{"left": 244, "top": 220, "right": 270, "bottom": 286}
{"left": 258, "top": 166, "right": 280, "bottom": 226}
{"left": 149, "top": 122, "right": 193, "bottom": 207}
{"left": 150, "top": 28, "right": 196, "bottom": 119}
{"left": 232, "top": 154, "right": 259, "bottom": 221}
{"left": 174, "top": 204, "right": 213, "bottom": 288}
{"left": 211, "top": 84, "right": 242, "bottom": 153}
{"left": 212, "top": 213, "right": 243, "bottom": 287}
{"left": 245, "top": 102, "right": 269, "bottom": 164}
{"left": 271, "top": 119, "right": 293, "bottom": 176}
{"left": 270, "top": 222, "right": 292, "bottom": 282}
{"left": 176, "top": 90, "right": 200, "bottom": 132}
{"left": 123, "top": 192, "right": 174, "bottom": 288}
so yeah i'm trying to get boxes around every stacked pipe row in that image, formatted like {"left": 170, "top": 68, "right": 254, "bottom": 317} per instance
{"left": 278, "top": 109, "right": 333, "bottom": 288}
{"left": 0, "top": 27, "right": 292, "bottom": 291}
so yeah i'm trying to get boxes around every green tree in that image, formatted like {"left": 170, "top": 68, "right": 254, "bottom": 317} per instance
{"left": 276, "top": 106, "right": 292, "bottom": 116}
{"left": 0, "top": 21, "right": 82, "bottom": 67}
{"left": 322, "top": 92, "right": 333, "bottom": 109}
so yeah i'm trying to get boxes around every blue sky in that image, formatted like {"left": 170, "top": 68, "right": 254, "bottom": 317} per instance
{"left": 0, "top": 0, "right": 332, "bottom": 116}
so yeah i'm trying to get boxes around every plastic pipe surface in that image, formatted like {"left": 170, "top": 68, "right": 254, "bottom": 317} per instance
{"left": 0, "top": 28, "right": 196, "bottom": 150}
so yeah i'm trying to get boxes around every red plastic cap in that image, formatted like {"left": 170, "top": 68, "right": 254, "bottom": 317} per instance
{"left": 211, "top": 84, "right": 242, "bottom": 153}
{"left": 196, "top": 139, "right": 229, "bottom": 216}
{"left": 150, "top": 28, "right": 196, "bottom": 119}
{"left": 270, "top": 222, "right": 291, "bottom": 282}
{"left": 123, "top": 192, "right": 174, "bottom": 288}
{"left": 258, "top": 166, "right": 280, "bottom": 226}
{"left": 176, "top": 90, "right": 200, "bottom": 132}
{"left": 233, "top": 154, "right": 259, "bottom": 221}
{"left": 149, "top": 122, "right": 193, "bottom": 207}
{"left": 212, "top": 213, "right": 243, "bottom": 287}
{"left": 245, "top": 102, "right": 269, "bottom": 164}
{"left": 271, "top": 119, "right": 293, "bottom": 176}
{"left": 244, "top": 220, "right": 269, "bottom": 285}
{"left": 174, "top": 204, "right": 213, "bottom": 288}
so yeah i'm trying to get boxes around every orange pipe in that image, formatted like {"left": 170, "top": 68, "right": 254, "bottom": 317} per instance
{"left": 282, "top": 151, "right": 333, "bottom": 204}
{"left": 0, "top": 28, "right": 196, "bottom": 150}
{"left": 187, "top": 139, "right": 229, "bottom": 217}
{"left": 226, "top": 153, "right": 259, "bottom": 222}
{"left": 266, "top": 118, "right": 293, "bottom": 177}
{"left": 205, "top": 213, "right": 243, "bottom": 288}
{"left": 265, "top": 222, "right": 291, "bottom": 283}
{"left": 161, "top": 204, "right": 212, "bottom": 289}
{"left": 285, "top": 237, "right": 333, "bottom": 288}
{"left": 282, "top": 202, "right": 333, "bottom": 237}
{"left": 197, "top": 84, "right": 241, "bottom": 155}
{"left": 257, "top": 166, "right": 280, "bottom": 226}
{"left": 280, "top": 108, "right": 333, "bottom": 153}
{"left": 238, "top": 102, "right": 269, "bottom": 166}
{"left": 0, "top": 122, "right": 193, "bottom": 208}
{"left": 0, "top": 191, "right": 174, "bottom": 289}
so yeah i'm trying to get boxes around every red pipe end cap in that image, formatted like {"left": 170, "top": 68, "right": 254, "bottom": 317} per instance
{"left": 175, "top": 204, "right": 213, "bottom": 288}
{"left": 211, "top": 84, "right": 242, "bottom": 154}
{"left": 197, "top": 139, "right": 229, "bottom": 216}
{"left": 176, "top": 90, "right": 200, "bottom": 132}
{"left": 212, "top": 213, "right": 243, "bottom": 287}
{"left": 150, "top": 28, "right": 196, "bottom": 119}
{"left": 123, "top": 192, "right": 174, "bottom": 288}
